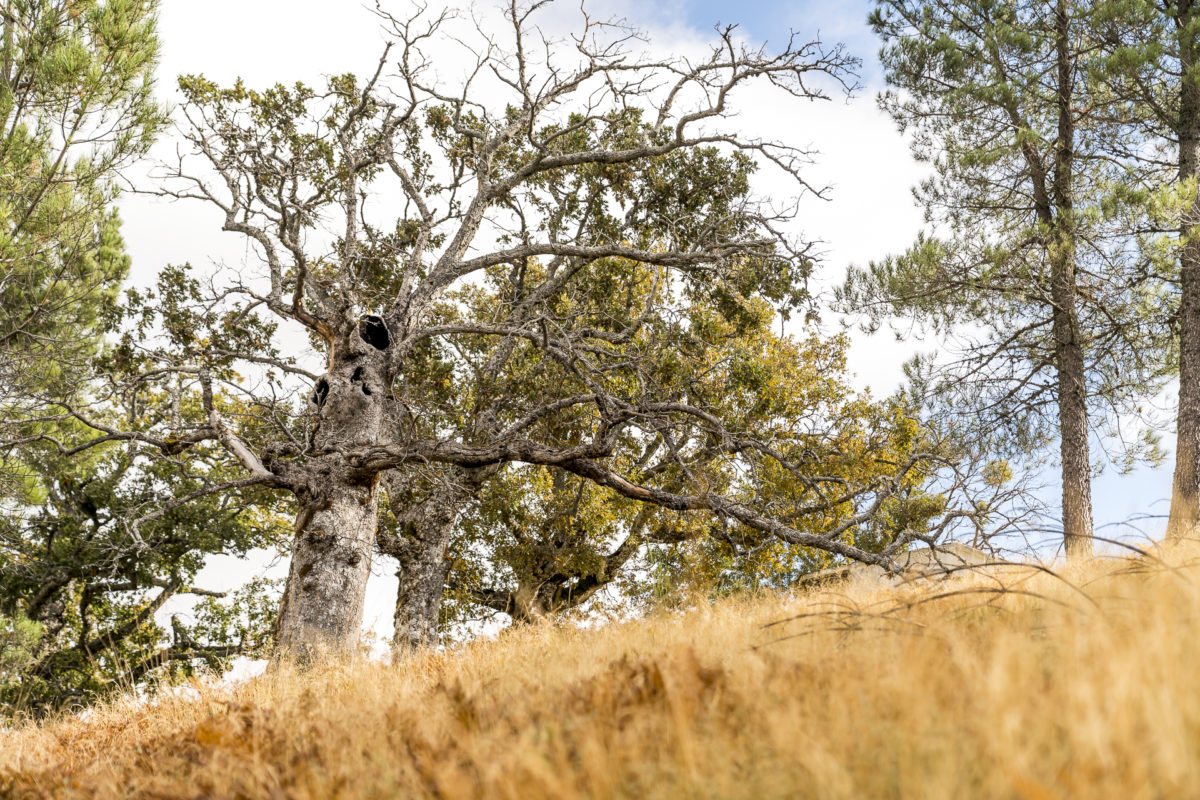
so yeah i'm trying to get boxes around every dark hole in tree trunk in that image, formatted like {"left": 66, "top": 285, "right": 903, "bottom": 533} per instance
{"left": 359, "top": 315, "right": 391, "bottom": 351}
{"left": 351, "top": 366, "right": 372, "bottom": 395}
{"left": 312, "top": 377, "right": 329, "bottom": 408}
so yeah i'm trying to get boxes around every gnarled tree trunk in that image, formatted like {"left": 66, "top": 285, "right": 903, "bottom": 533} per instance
{"left": 468, "top": 507, "right": 654, "bottom": 626}
{"left": 382, "top": 487, "right": 459, "bottom": 653}
{"left": 381, "top": 466, "right": 498, "bottom": 653}
{"left": 392, "top": 534, "right": 453, "bottom": 651}
{"left": 275, "top": 479, "right": 379, "bottom": 656}
{"left": 274, "top": 318, "right": 393, "bottom": 658}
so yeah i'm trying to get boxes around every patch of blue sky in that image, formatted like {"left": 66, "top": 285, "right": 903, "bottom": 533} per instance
{"left": 678, "top": 0, "right": 886, "bottom": 86}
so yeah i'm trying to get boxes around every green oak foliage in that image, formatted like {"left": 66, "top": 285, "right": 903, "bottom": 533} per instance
{"left": 0, "top": 443, "right": 286, "bottom": 711}
{"left": 378, "top": 251, "right": 957, "bottom": 633}
{"left": 438, "top": 323, "right": 948, "bottom": 628}
{"left": 0, "top": 353, "right": 290, "bottom": 711}
{"left": 0, "top": 263, "right": 295, "bottom": 712}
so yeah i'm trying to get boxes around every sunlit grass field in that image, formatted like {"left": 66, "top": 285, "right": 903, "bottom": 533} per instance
{"left": 3, "top": 543, "right": 1198, "bottom": 799}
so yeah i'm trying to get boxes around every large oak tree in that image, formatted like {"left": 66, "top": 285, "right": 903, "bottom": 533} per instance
{"left": 20, "top": 2, "right": 985, "bottom": 658}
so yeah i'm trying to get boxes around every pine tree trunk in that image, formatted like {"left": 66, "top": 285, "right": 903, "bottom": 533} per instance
{"left": 1053, "top": 272, "right": 1095, "bottom": 558}
{"left": 1170, "top": 5, "right": 1200, "bottom": 540}
{"left": 1050, "top": 0, "right": 1093, "bottom": 558}
{"left": 274, "top": 320, "right": 392, "bottom": 658}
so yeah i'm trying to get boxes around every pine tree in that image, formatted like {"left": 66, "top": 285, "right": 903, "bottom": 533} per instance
{"left": 842, "top": 0, "right": 1167, "bottom": 556}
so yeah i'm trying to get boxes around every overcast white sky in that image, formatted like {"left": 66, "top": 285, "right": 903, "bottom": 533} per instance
{"left": 122, "top": 0, "right": 1172, "bottom": 642}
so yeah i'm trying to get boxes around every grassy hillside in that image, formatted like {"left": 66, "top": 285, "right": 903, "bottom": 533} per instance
{"left": 3, "top": 545, "right": 1199, "bottom": 799}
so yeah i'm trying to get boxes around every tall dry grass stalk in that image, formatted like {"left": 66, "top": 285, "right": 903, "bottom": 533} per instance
{"left": 2, "top": 544, "right": 1199, "bottom": 799}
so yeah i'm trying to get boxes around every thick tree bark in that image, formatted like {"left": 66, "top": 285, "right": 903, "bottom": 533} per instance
{"left": 275, "top": 478, "right": 380, "bottom": 657}
{"left": 274, "top": 319, "right": 392, "bottom": 658}
{"left": 392, "top": 535, "right": 453, "bottom": 650}
{"left": 508, "top": 586, "right": 554, "bottom": 624}
{"left": 472, "top": 583, "right": 554, "bottom": 624}
{"left": 382, "top": 464, "right": 501, "bottom": 652}
{"left": 1053, "top": 261, "right": 1094, "bottom": 558}
{"left": 1169, "top": 1, "right": 1200, "bottom": 540}
{"left": 382, "top": 481, "right": 461, "bottom": 652}
{"left": 476, "top": 576, "right": 603, "bottom": 625}
{"left": 1050, "top": 0, "right": 1094, "bottom": 558}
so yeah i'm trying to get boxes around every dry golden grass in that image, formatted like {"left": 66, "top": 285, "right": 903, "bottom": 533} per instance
{"left": 3, "top": 544, "right": 1200, "bottom": 799}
